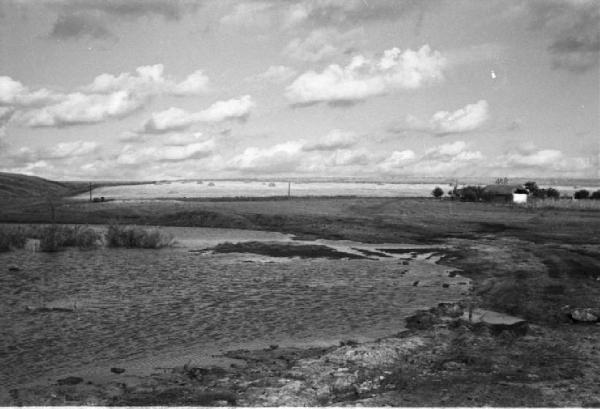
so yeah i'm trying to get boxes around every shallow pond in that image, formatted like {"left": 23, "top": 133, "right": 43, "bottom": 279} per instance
{"left": 0, "top": 226, "right": 468, "bottom": 388}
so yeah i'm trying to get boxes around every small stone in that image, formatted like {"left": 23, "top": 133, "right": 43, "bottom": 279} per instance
{"left": 57, "top": 376, "right": 83, "bottom": 385}
{"left": 571, "top": 308, "right": 599, "bottom": 322}
{"left": 110, "top": 367, "right": 126, "bottom": 374}
{"left": 412, "top": 281, "right": 419, "bottom": 287}
{"left": 8, "top": 266, "right": 20, "bottom": 272}
{"left": 442, "top": 283, "right": 450, "bottom": 288}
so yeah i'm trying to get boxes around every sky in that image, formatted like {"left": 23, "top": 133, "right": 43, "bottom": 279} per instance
{"left": 0, "top": 0, "right": 598, "bottom": 181}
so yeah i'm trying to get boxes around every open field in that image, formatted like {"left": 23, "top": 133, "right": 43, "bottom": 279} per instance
{"left": 1, "top": 187, "right": 600, "bottom": 405}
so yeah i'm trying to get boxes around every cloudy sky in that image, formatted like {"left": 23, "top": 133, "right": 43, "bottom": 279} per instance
{"left": 0, "top": 0, "right": 598, "bottom": 180}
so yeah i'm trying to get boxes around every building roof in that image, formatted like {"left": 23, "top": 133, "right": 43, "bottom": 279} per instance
{"left": 482, "top": 184, "right": 525, "bottom": 195}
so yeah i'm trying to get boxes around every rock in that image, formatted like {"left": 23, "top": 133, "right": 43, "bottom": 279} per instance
{"left": 442, "top": 283, "right": 450, "bottom": 288}
{"left": 412, "top": 281, "right": 419, "bottom": 287}
{"left": 571, "top": 308, "right": 599, "bottom": 322}
{"left": 57, "top": 376, "right": 84, "bottom": 385}
{"left": 8, "top": 266, "right": 20, "bottom": 272}
{"left": 110, "top": 367, "right": 126, "bottom": 374}
{"left": 435, "top": 302, "right": 465, "bottom": 318}
{"left": 269, "top": 344, "right": 279, "bottom": 350}
{"left": 405, "top": 310, "right": 442, "bottom": 330}
{"left": 464, "top": 308, "right": 528, "bottom": 336}
{"left": 442, "top": 361, "right": 466, "bottom": 371}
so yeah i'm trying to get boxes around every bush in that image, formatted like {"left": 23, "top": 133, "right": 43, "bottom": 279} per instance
{"left": 574, "top": 189, "right": 590, "bottom": 200}
{"left": 546, "top": 187, "right": 560, "bottom": 199}
{"left": 460, "top": 185, "right": 486, "bottom": 202}
{"left": 591, "top": 190, "right": 600, "bottom": 200}
{"left": 39, "top": 224, "right": 67, "bottom": 252}
{"left": 0, "top": 225, "right": 28, "bottom": 251}
{"left": 532, "top": 188, "right": 547, "bottom": 199}
{"left": 431, "top": 186, "right": 444, "bottom": 198}
{"left": 524, "top": 181, "right": 538, "bottom": 193}
{"left": 106, "top": 223, "right": 174, "bottom": 249}
{"left": 73, "top": 226, "right": 103, "bottom": 249}
{"left": 38, "top": 224, "right": 103, "bottom": 252}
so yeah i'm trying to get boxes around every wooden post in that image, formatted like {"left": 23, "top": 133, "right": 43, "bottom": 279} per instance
{"left": 288, "top": 181, "right": 291, "bottom": 199}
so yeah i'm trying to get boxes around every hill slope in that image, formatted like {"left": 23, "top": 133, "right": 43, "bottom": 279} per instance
{"left": 0, "top": 172, "right": 88, "bottom": 200}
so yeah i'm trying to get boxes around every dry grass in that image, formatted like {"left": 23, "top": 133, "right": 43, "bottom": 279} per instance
{"left": 526, "top": 198, "right": 600, "bottom": 210}
{"left": 38, "top": 225, "right": 103, "bottom": 252}
{"left": 105, "top": 223, "right": 174, "bottom": 249}
{"left": 0, "top": 224, "right": 28, "bottom": 251}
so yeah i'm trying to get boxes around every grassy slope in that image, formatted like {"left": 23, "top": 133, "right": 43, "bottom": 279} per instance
{"left": 0, "top": 172, "right": 88, "bottom": 200}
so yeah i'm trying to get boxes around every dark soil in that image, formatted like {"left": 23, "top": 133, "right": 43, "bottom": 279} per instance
{"left": 208, "top": 241, "right": 368, "bottom": 259}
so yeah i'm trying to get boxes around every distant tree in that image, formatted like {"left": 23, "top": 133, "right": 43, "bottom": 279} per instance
{"left": 546, "top": 187, "right": 560, "bottom": 199}
{"left": 432, "top": 186, "right": 444, "bottom": 198}
{"left": 574, "top": 189, "right": 590, "bottom": 199}
{"left": 460, "top": 185, "right": 485, "bottom": 202}
{"left": 590, "top": 190, "right": 600, "bottom": 200}
{"left": 524, "top": 181, "right": 538, "bottom": 193}
{"left": 532, "top": 188, "right": 547, "bottom": 199}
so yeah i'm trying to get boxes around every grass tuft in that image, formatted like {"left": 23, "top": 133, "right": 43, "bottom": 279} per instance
{"left": 526, "top": 198, "right": 600, "bottom": 210}
{"left": 0, "top": 225, "right": 28, "bottom": 251}
{"left": 105, "top": 223, "right": 174, "bottom": 249}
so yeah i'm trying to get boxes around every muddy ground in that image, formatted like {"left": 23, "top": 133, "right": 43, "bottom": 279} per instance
{"left": 2, "top": 197, "right": 600, "bottom": 406}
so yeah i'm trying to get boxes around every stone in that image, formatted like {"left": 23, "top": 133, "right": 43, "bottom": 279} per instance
{"left": 406, "top": 310, "right": 441, "bottom": 330}
{"left": 571, "top": 308, "right": 599, "bottom": 322}
{"left": 442, "top": 361, "right": 466, "bottom": 371}
{"left": 110, "top": 367, "right": 126, "bottom": 374}
{"left": 463, "top": 308, "right": 528, "bottom": 336}
{"left": 57, "top": 376, "right": 84, "bottom": 385}
{"left": 435, "top": 302, "right": 465, "bottom": 318}
{"left": 8, "top": 266, "right": 20, "bottom": 272}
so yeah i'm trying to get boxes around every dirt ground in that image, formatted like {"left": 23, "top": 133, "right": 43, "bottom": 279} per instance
{"left": 2, "top": 197, "right": 600, "bottom": 406}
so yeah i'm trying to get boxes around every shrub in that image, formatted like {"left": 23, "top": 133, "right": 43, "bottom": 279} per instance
{"left": 106, "top": 223, "right": 174, "bottom": 249}
{"left": 74, "top": 226, "right": 103, "bottom": 249}
{"left": 574, "top": 189, "right": 590, "bottom": 200}
{"left": 37, "top": 224, "right": 103, "bottom": 251}
{"left": 460, "top": 185, "right": 485, "bottom": 202}
{"left": 39, "top": 224, "right": 67, "bottom": 252}
{"left": 431, "top": 186, "right": 444, "bottom": 198}
{"left": 0, "top": 225, "right": 28, "bottom": 251}
{"left": 524, "top": 181, "right": 538, "bottom": 193}
{"left": 532, "top": 188, "right": 547, "bottom": 199}
{"left": 546, "top": 187, "right": 560, "bottom": 199}
{"left": 591, "top": 190, "right": 600, "bottom": 200}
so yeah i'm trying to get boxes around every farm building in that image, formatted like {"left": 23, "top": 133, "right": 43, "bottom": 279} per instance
{"left": 482, "top": 184, "right": 529, "bottom": 203}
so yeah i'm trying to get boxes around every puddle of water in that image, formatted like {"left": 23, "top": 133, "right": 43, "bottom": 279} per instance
{"left": 0, "top": 225, "right": 469, "bottom": 390}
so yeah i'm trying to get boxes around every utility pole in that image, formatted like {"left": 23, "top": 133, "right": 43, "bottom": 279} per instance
{"left": 288, "top": 181, "right": 291, "bottom": 199}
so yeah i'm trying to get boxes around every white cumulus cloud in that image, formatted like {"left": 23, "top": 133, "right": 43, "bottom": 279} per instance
{"left": 405, "top": 100, "right": 490, "bottom": 135}
{"left": 2, "top": 65, "right": 211, "bottom": 128}
{"left": 83, "top": 64, "right": 209, "bottom": 96}
{"left": 117, "top": 139, "right": 216, "bottom": 165}
{"left": 285, "top": 45, "right": 446, "bottom": 105}
{"left": 302, "top": 129, "right": 357, "bottom": 151}
{"left": 141, "top": 95, "right": 255, "bottom": 133}
{"left": 283, "top": 27, "right": 364, "bottom": 62}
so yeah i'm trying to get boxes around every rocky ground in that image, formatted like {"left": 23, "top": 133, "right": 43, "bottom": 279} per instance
{"left": 7, "top": 301, "right": 599, "bottom": 407}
